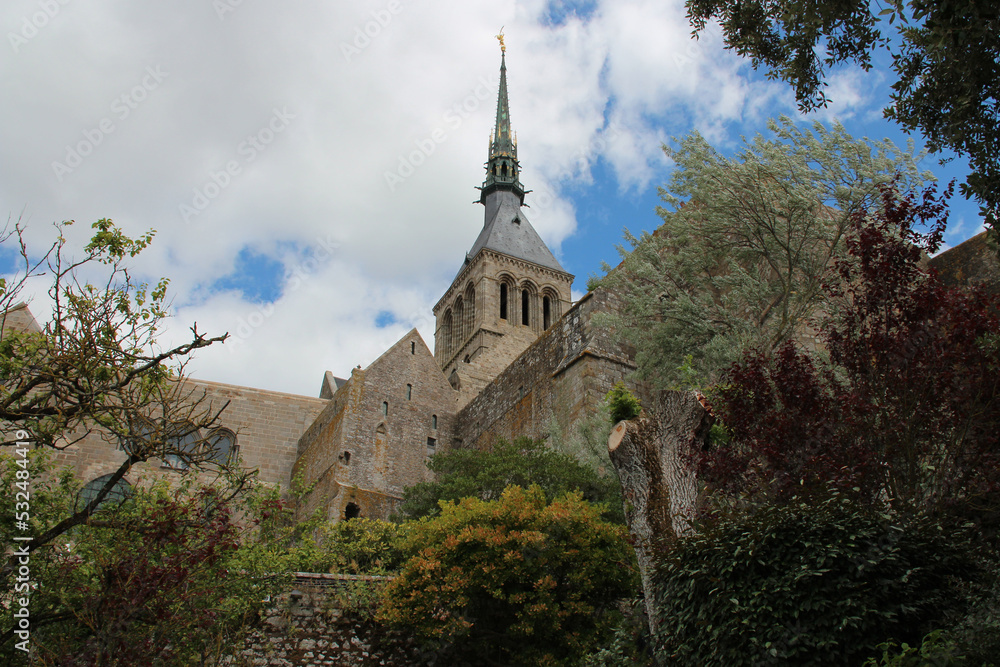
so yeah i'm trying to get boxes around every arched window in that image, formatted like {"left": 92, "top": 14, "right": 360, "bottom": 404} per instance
{"left": 77, "top": 474, "right": 133, "bottom": 513}
{"left": 440, "top": 310, "right": 453, "bottom": 359}
{"left": 164, "top": 422, "right": 200, "bottom": 470}
{"left": 499, "top": 283, "right": 508, "bottom": 320}
{"left": 522, "top": 289, "right": 530, "bottom": 326}
{"left": 543, "top": 295, "right": 551, "bottom": 330}
{"left": 382, "top": 401, "right": 388, "bottom": 415}
{"left": 432, "top": 414, "right": 438, "bottom": 429}
{"left": 207, "top": 428, "right": 237, "bottom": 465}
{"left": 453, "top": 298, "right": 464, "bottom": 353}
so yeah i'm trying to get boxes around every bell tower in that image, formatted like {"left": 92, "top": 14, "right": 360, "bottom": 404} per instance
{"left": 433, "top": 36, "right": 574, "bottom": 407}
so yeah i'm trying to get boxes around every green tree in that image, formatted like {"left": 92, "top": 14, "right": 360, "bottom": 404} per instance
{"left": 398, "top": 436, "right": 623, "bottom": 523}
{"left": 685, "top": 0, "right": 1000, "bottom": 236}
{"left": 0, "top": 219, "right": 231, "bottom": 560}
{"left": 597, "top": 118, "right": 927, "bottom": 387}
{"left": 379, "top": 486, "right": 638, "bottom": 666}
{"left": 0, "top": 452, "right": 286, "bottom": 664}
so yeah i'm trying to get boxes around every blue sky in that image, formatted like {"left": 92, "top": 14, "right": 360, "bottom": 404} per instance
{"left": 0, "top": 0, "right": 984, "bottom": 395}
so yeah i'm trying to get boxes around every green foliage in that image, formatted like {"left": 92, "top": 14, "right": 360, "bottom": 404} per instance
{"left": 606, "top": 382, "right": 641, "bottom": 424}
{"left": 0, "top": 455, "right": 285, "bottom": 664}
{"left": 685, "top": 0, "right": 1000, "bottom": 234}
{"left": 863, "top": 630, "right": 970, "bottom": 667}
{"left": 599, "top": 117, "right": 928, "bottom": 387}
{"left": 653, "top": 494, "right": 975, "bottom": 666}
{"left": 398, "top": 436, "right": 624, "bottom": 524}
{"left": 379, "top": 486, "right": 638, "bottom": 666}
{"left": 287, "top": 517, "right": 408, "bottom": 575}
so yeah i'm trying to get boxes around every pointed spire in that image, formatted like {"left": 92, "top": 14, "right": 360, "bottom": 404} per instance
{"left": 478, "top": 33, "right": 525, "bottom": 206}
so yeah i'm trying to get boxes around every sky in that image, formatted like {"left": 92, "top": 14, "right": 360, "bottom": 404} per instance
{"left": 1, "top": 0, "right": 984, "bottom": 397}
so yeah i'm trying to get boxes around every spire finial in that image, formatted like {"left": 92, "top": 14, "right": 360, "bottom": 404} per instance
{"left": 496, "top": 27, "right": 505, "bottom": 53}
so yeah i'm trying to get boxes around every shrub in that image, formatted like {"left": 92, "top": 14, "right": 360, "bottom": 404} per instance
{"left": 289, "top": 517, "right": 407, "bottom": 574}
{"left": 379, "top": 486, "right": 638, "bottom": 666}
{"left": 653, "top": 493, "right": 975, "bottom": 666}
{"left": 606, "top": 382, "right": 641, "bottom": 425}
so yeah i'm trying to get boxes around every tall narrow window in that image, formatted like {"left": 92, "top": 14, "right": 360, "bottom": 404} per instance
{"left": 406, "top": 384, "right": 412, "bottom": 400}
{"left": 410, "top": 341, "right": 415, "bottom": 354}
{"left": 543, "top": 296, "right": 551, "bottom": 329}
{"left": 499, "top": 283, "right": 508, "bottom": 320}
{"left": 432, "top": 414, "right": 438, "bottom": 429}
{"left": 522, "top": 289, "right": 530, "bottom": 326}
{"left": 382, "top": 401, "right": 388, "bottom": 415}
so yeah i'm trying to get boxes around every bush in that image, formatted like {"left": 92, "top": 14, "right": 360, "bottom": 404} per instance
{"left": 398, "top": 436, "right": 623, "bottom": 523}
{"left": 289, "top": 517, "right": 407, "bottom": 574}
{"left": 379, "top": 486, "right": 638, "bottom": 666}
{"left": 606, "top": 382, "right": 641, "bottom": 424}
{"left": 653, "top": 494, "right": 975, "bottom": 666}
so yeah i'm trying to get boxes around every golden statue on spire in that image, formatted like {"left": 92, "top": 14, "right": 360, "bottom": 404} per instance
{"left": 496, "top": 27, "right": 505, "bottom": 53}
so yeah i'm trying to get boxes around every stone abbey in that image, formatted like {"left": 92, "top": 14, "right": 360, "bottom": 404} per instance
{"left": 24, "top": 50, "right": 634, "bottom": 521}
{"left": 14, "top": 49, "right": 993, "bottom": 523}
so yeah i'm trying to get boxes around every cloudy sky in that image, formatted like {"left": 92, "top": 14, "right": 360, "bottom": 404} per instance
{"left": 1, "top": 0, "right": 983, "bottom": 396}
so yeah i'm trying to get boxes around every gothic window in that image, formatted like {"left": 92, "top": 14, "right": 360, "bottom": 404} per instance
{"left": 77, "top": 474, "right": 132, "bottom": 513}
{"left": 207, "top": 428, "right": 237, "bottom": 465}
{"left": 543, "top": 296, "right": 551, "bottom": 330}
{"left": 500, "top": 283, "right": 508, "bottom": 320}
{"left": 522, "top": 289, "right": 530, "bottom": 326}
{"left": 163, "top": 422, "right": 200, "bottom": 470}
{"left": 453, "top": 297, "right": 464, "bottom": 354}
{"left": 441, "top": 310, "right": 453, "bottom": 358}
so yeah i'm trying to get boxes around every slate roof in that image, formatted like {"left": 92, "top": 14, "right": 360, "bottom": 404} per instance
{"left": 463, "top": 190, "right": 567, "bottom": 274}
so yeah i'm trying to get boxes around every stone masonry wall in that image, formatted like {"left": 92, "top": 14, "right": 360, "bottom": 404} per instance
{"left": 50, "top": 377, "right": 327, "bottom": 493}
{"left": 456, "top": 289, "right": 635, "bottom": 451}
{"left": 226, "top": 573, "right": 429, "bottom": 667}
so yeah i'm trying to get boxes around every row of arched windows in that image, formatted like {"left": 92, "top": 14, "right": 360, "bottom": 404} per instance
{"left": 439, "top": 282, "right": 476, "bottom": 361}
{"left": 498, "top": 276, "right": 561, "bottom": 332}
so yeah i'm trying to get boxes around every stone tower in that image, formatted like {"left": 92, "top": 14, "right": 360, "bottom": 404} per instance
{"left": 433, "top": 46, "right": 574, "bottom": 408}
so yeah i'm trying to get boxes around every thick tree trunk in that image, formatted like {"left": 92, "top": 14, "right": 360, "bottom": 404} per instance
{"left": 607, "top": 390, "right": 711, "bottom": 638}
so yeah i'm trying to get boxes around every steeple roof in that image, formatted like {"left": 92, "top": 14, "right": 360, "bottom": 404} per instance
{"left": 463, "top": 41, "right": 568, "bottom": 276}
{"left": 465, "top": 190, "right": 566, "bottom": 273}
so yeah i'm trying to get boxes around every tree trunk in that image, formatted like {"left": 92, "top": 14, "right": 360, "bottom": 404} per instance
{"left": 607, "top": 390, "right": 711, "bottom": 638}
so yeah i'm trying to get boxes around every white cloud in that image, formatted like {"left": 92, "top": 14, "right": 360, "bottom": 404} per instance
{"left": 1, "top": 0, "right": 979, "bottom": 396}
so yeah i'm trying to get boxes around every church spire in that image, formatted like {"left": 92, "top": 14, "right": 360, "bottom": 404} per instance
{"left": 479, "top": 31, "right": 525, "bottom": 205}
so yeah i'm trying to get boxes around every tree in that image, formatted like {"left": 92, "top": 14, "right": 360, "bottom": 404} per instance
{"left": 697, "top": 182, "right": 1000, "bottom": 520}
{"left": 598, "top": 118, "right": 928, "bottom": 387}
{"left": 685, "top": 0, "right": 1000, "bottom": 236}
{"left": 0, "top": 454, "right": 287, "bottom": 664}
{"left": 398, "top": 436, "right": 624, "bottom": 523}
{"left": 378, "top": 486, "right": 637, "bottom": 666}
{"left": 0, "top": 219, "right": 231, "bottom": 561}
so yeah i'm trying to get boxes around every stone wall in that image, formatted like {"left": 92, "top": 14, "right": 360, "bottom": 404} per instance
{"left": 50, "top": 377, "right": 328, "bottom": 493}
{"left": 456, "top": 289, "right": 636, "bottom": 451}
{"left": 293, "top": 330, "right": 456, "bottom": 522}
{"left": 226, "top": 573, "right": 428, "bottom": 667}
